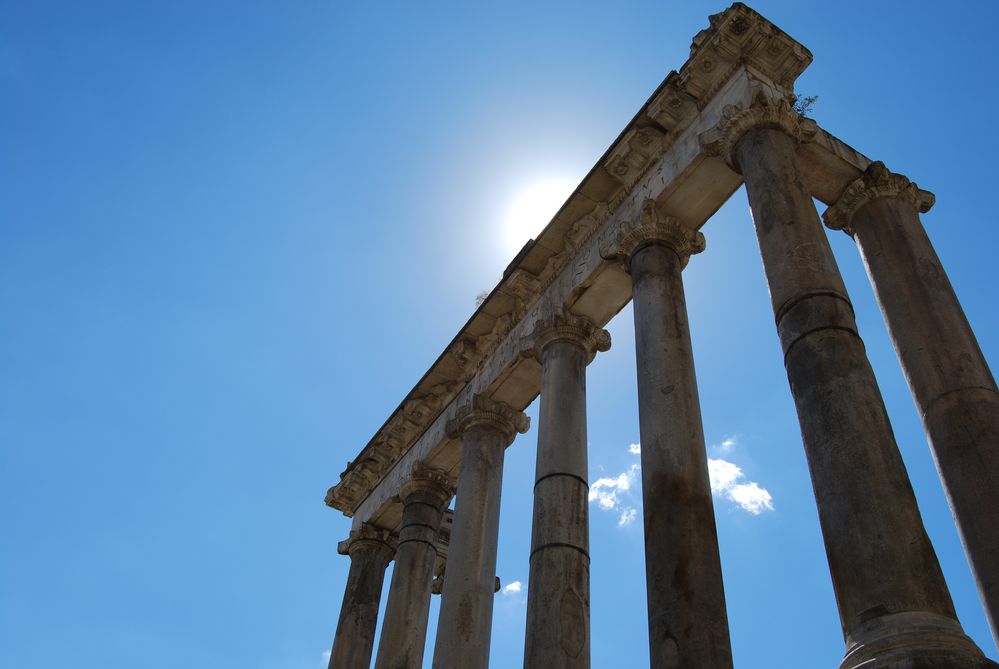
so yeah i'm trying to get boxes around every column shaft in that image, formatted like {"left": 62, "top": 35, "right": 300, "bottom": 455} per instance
{"left": 523, "top": 333, "right": 601, "bottom": 668}
{"left": 849, "top": 194, "right": 999, "bottom": 641}
{"left": 374, "top": 472, "right": 451, "bottom": 669}
{"left": 736, "top": 126, "right": 987, "bottom": 668}
{"left": 433, "top": 398, "right": 527, "bottom": 669}
{"left": 630, "top": 241, "right": 733, "bottom": 669}
{"left": 434, "top": 425, "right": 504, "bottom": 668}
{"left": 329, "top": 537, "right": 394, "bottom": 669}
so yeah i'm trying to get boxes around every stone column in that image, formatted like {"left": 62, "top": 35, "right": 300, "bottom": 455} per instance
{"left": 432, "top": 395, "right": 529, "bottom": 669}
{"left": 604, "top": 201, "right": 733, "bottom": 669}
{"left": 328, "top": 523, "right": 396, "bottom": 669}
{"left": 374, "top": 464, "right": 454, "bottom": 669}
{"left": 824, "top": 162, "right": 999, "bottom": 643}
{"left": 520, "top": 309, "right": 610, "bottom": 669}
{"left": 701, "top": 92, "right": 991, "bottom": 668}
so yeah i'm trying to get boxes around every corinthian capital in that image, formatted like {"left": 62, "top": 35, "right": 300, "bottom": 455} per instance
{"left": 602, "top": 199, "right": 705, "bottom": 271}
{"left": 336, "top": 522, "right": 397, "bottom": 558}
{"left": 520, "top": 307, "right": 611, "bottom": 364}
{"left": 699, "top": 91, "right": 817, "bottom": 170}
{"left": 823, "top": 161, "right": 936, "bottom": 234}
{"left": 446, "top": 394, "right": 530, "bottom": 444}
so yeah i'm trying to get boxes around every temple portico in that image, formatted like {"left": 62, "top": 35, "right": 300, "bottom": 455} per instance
{"left": 323, "top": 4, "right": 998, "bottom": 667}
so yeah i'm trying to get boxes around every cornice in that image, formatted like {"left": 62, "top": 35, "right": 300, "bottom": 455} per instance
{"left": 823, "top": 161, "right": 935, "bottom": 234}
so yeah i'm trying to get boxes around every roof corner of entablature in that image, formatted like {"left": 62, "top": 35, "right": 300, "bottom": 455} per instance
{"left": 682, "top": 3, "right": 812, "bottom": 106}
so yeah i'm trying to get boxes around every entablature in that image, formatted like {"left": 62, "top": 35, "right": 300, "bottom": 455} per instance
{"left": 326, "top": 3, "right": 880, "bottom": 534}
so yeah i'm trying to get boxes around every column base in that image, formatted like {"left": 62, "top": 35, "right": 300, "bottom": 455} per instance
{"left": 840, "top": 612, "right": 997, "bottom": 669}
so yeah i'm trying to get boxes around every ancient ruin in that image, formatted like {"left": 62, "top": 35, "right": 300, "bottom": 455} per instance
{"left": 324, "top": 4, "right": 999, "bottom": 668}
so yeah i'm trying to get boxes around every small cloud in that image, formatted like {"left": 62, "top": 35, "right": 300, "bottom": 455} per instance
{"left": 720, "top": 436, "right": 736, "bottom": 451}
{"left": 727, "top": 482, "right": 774, "bottom": 515}
{"left": 322, "top": 650, "right": 331, "bottom": 665}
{"left": 501, "top": 580, "right": 523, "bottom": 596}
{"left": 589, "top": 463, "right": 640, "bottom": 529}
{"left": 628, "top": 442, "right": 641, "bottom": 454}
{"left": 589, "top": 464, "right": 638, "bottom": 511}
{"left": 618, "top": 507, "right": 638, "bottom": 526}
{"left": 708, "top": 457, "right": 774, "bottom": 515}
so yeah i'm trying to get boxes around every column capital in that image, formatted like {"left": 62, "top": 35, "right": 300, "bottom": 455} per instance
{"left": 699, "top": 91, "right": 817, "bottom": 171}
{"left": 446, "top": 394, "right": 529, "bottom": 445}
{"left": 337, "top": 522, "right": 397, "bottom": 558}
{"left": 823, "top": 161, "right": 936, "bottom": 234}
{"left": 401, "top": 463, "right": 455, "bottom": 508}
{"left": 602, "top": 199, "right": 705, "bottom": 270}
{"left": 520, "top": 306, "right": 611, "bottom": 363}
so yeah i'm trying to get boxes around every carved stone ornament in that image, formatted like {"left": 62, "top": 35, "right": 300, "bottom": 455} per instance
{"left": 520, "top": 306, "right": 611, "bottom": 364}
{"left": 602, "top": 199, "right": 706, "bottom": 270}
{"left": 337, "top": 522, "right": 397, "bottom": 557}
{"left": 445, "top": 393, "right": 530, "bottom": 444}
{"left": 401, "top": 463, "right": 456, "bottom": 506}
{"left": 603, "top": 126, "right": 666, "bottom": 189}
{"left": 823, "top": 161, "right": 936, "bottom": 235}
{"left": 698, "top": 90, "right": 818, "bottom": 171}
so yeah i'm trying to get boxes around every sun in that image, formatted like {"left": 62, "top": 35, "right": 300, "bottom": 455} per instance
{"left": 503, "top": 178, "right": 576, "bottom": 255}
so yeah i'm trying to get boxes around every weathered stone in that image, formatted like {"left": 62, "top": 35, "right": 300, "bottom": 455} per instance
{"left": 732, "top": 120, "right": 990, "bottom": 668}
{"left": 374, "top": 465, "right": 454, "bottom": 669}
{"left": 824, "top": 162, "right": 999, "bottom": 644}
{"left": 609, "top": 202, "right": 733, "bottom": 669}
{"left": 521, "top": 311, "right": 609, "bottom": 669}
{"left": 328, "top": 524, "right": 396, "bottom": 669}
{"left": 432, "top": 397, "right": 528, "bottom": 669}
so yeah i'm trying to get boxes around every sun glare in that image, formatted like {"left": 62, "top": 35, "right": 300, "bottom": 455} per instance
{"left": 504, "top": 178, "right": 576, "bottom": 255}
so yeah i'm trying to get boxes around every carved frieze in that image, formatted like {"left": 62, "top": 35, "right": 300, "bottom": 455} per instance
{"left": 604, "top": 127, "right": 666, "bottom": 189}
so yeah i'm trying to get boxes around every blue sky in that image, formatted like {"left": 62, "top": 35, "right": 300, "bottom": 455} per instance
{"left": 2, "top": 1, "right": 998, "bottom": 667}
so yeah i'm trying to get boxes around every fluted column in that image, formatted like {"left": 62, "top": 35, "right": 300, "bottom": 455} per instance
{"left": 825, "top": 162, "right": 999, "bottom": 643}
{"left": 520, "top": 309, "right": 610, "bottom": 669}
{"left": 701, "top": 92, "right": 991, "bottom": 668}
{"left": 432, "top": 395, "right": 529, "bottom": 669}
{"left": 603, "top": 201, "right": 733, "bottom": 669}
{"left": 328, "top": 524, "right": 396, "bottom": 669}
{"left": 374, "top": 465, "right": 454, "bottom": 669}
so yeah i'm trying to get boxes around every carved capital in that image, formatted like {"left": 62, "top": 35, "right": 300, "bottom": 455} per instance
{"left": 602, "top": 199, "right": 705, "bottom": 271}
{"left": 520, "top": 307, "right": 610, "bottom": 364}
{"left": 337, "top": 522, "right": 397, "bottom": 558}
{"left": 699, "top": 91, "right": 817, "bottom": 171}
{"left": 401, "top": 463, "right": 455, "bottom": 508}
{"left": 446, "top": 394, "right": 530, "bottom": 445}
{"left": 823, "top": 161, "right": 935, "bottom": 234}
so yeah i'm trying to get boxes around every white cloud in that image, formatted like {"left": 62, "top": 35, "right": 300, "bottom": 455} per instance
{"left": 618, "top": 507, "right": 638, "bottom": 527}
{"left": 322, "top": 650, "right": 331, "bottom": 665}
{"left": 720, "top": 436, "right": 736, "bottom": 450}
{"left": 708, "top": 457, "right": 774, "bottom": 515}
{"left": 589, "top": 464, "right": 638, "bottom": 511}
{"left": 501, "top": 580, "right": 522, "bottom": 596}
{"left": 628, "top": 442, "right": 641, "bottom": 454}
{"left": 589, "top": 456, "right": 641, "bottom": 529}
